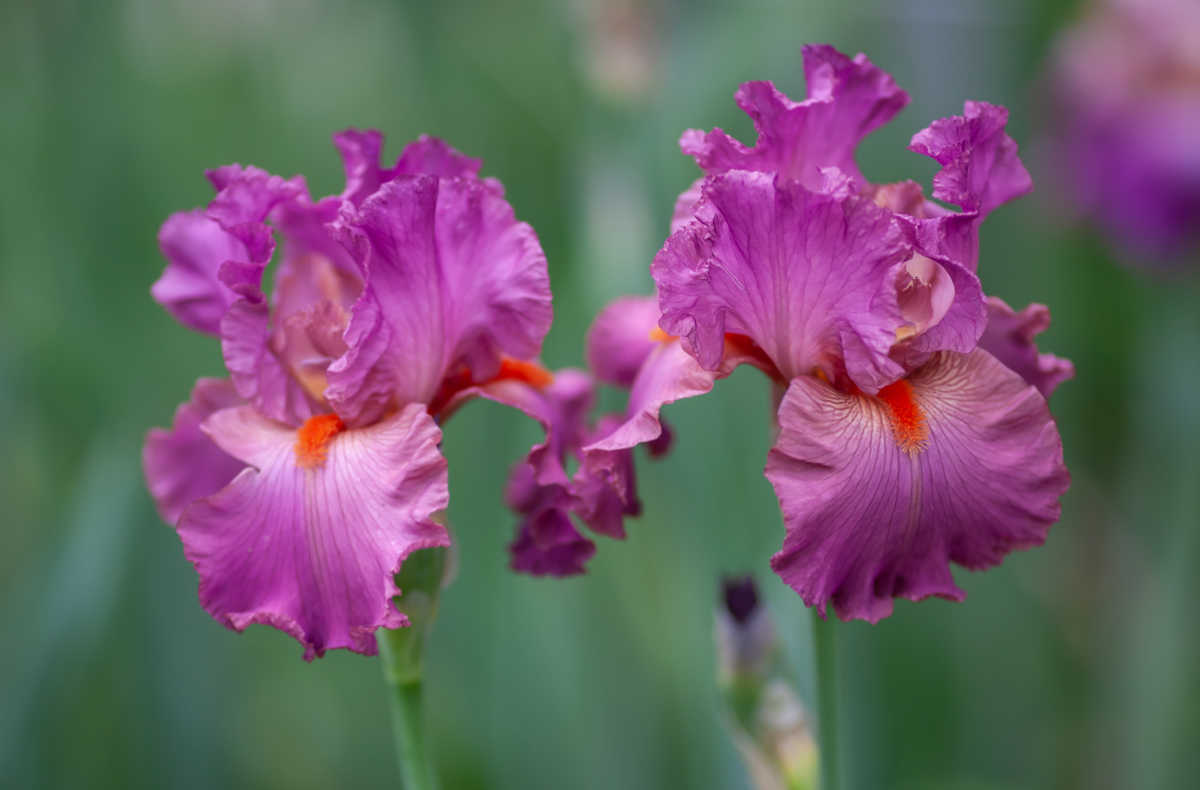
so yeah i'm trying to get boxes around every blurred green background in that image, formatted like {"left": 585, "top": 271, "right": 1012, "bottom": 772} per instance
{"left": 3, "top": 0, "right": 1198, "bottom": 788}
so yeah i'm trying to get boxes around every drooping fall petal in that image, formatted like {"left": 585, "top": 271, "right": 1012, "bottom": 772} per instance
{"left": 766, "top": 349, "right": 1068, "bottom": 623}
{"left": 178, "top": 403, "right": 450, "bottom": 660}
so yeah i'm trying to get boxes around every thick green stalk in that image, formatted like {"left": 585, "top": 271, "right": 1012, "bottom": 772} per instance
{"left": 378, "top": 546, "right": 447, "bottom": 790}
{"left": 812, "top": 614, "right": 839, "bottom": 790}
{"left": 379, "top": 632, "right": 437, "bottom": 790}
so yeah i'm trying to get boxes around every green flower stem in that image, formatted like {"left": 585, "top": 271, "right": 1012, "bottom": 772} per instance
{"left": 378, "top": 546, "right": 447, "bottom": 790}
{"left": 812, "top": 614, "right": 839, "bottom": 790}
{"left": 379, "top": 633, "right": 437, "bottom": 790}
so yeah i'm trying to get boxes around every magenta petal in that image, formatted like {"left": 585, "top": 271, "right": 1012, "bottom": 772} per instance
{"left": 394, "top": 135, "right": 485, "bottom": 180}
{"left": 586, "top": 296, "right": 663, "bottom": 389}
{"left": 221, "top": 296, "right": 319, "bottom": 427}
{"left": 335, "top": 130, "right": 487, "bottom": 207}
{"left": 481, "top": 371, "right": 611, "bottom": 576}
{"left": 653, "top": 171, "right": 908, "bottom": 390}
{"left": 152, "top": 211, "right": 247, "bottom": 335}
{"left": 179, "top": 403, "right": 450, "bottom": 660}
{"left": 680, "top": 46, "right": 907, "bottom": 190}
{"left": 585, "top": 340, "right": 717, "bottom": 456}
{"left": 327, "top": 176, "right": 552, "bottom": 423}
{"left": 910, "top": 102, "right": 1032, "bottom": 215}
{"left": 908, "top": 102, "right": 1032, "bottom": 270}
{"left": 979, "top": 297, "right": 1075, "bottom": 398}
{"left": 508, "top": 504, "right": 596, "bottom": 577}
{"left": 334, "top": 129, "right": 386, "bottom": 206}
{"left": 143, "top": 379, "right": 245, "bottom": 525}
{"left": 204, "top": 165, "right": 307, "bottom": 261}
{"left": 767, "top": 349, "right": 1069, "bottom": 623}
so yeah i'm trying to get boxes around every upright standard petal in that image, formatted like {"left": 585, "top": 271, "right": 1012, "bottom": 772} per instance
{"left": 908, "top": 102, "right": 1033, "bottom": 270}
{"left": 766, "top": 349, "right": 1068, "bottom": 623}
{"left": 179, "top": 403, "right": 450, "bottom": 660}
{"left": 978, "top": 297, "right": 1074, "bottom": 398}
{"left": 143, "top": 378, "right": 245, "bottom": 525}
{"left": 327, "top": 175, "right": 552, "bottom": 423}
{"left": 679, "top": 46, "right": 908, "bottom": 190}
{"left": 335, "top": 130, "right": 486, "bottom": 207}
{"left": 654, "top": 171, "right": 910, "bottom": 391}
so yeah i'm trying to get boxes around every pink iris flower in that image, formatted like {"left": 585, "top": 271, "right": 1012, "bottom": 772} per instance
{"left": 587, "top": 45, "right": 1073, "bottom": 622}
{"left": 144, "top": 131, "right": 560, "bottom": 659}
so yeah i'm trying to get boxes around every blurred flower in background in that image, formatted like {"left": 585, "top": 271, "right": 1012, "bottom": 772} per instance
{"left": 1047, "top": 0, "right": 1200, "bottom": 264}
{"left": 716, "top": 576, "right": 818, "bottom": 790}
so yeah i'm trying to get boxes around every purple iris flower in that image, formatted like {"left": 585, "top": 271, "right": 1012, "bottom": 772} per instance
{"left": 501, "top": 298, "right": 679, "bottom": 577}
{"left": 144, "top": 131, "right": 558, "bottom": 659}
{"left": 587, "top": 46, "right": 1072, "bottom": 622}
{"left": 1048, "top": 0, "right": 1200, "bottom": 262}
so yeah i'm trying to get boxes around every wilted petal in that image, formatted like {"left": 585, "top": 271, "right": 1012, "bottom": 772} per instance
{"left": 586, "top": 295, "right": 663, "bottom": 389}
{"left": 485, "top": 371, "right": 609, "bottom": 576}
{"left": 766, "top": 349, "right": 1068, "bottom": 623}
{"left": 143, "top": 378, "right": 245, "bottom": 525}
{"left": 979, "top": 297, "right": 1075, "bottom": 398}
{"left": 654, "top": 171, "right": 909, "bottom": 391}
{"left": 179, "top": 403, "right": 450, "bottom": 660}
{"left": 327, "top": 176, "right": 552, "bottom": 423}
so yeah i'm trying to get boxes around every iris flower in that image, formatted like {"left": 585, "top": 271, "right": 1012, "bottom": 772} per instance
{"left": 144, "top": 131, "right": 558, "bottom": 659}
{"left": 587, "top": 46, "right": 1072, "bottom": 622}
{"left": 1048, "top": 0, "right": 1200, "bottom": 261}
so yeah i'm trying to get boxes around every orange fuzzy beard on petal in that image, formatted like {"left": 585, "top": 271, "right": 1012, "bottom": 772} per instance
{"left": 294, "top": 414, "right": 346, "bottom": 468}
{"left": 876, "top": 379, "right": 928, "bottom": 454}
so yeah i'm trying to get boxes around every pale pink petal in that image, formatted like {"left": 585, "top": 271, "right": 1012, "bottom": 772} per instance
{"left": 179, "top": 403, "right": 450, "bottom": 660}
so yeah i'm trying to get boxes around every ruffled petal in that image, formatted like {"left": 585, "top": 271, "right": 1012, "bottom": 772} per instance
{"left": 766, "top": 349, "right": 1069, "bottom": 623}
{"left": 680, "top": 46, "right": 908, "bottom": 190}
{"left": 334, "top": 130, "right": 486, "bottom": 207}
{"left": 669, "top": 177, "right": 705, "bottom": 234}
{"left": 327, "top": 176, "right": 552, "bottom": 423}
{"left": 889, "top": 250, "right": 987, "bottom": 361}
{"left": 653, "top": 171, "right": 909, "bottom": 391}
{"left": 152, "top": 211, "right": 247, "bottom": 335}
{"left": 584, "top": 340, "right": 718, "bottom": 456}
{"left": 179, "top": 403, "right": 450, "bottom": 660}
{"left": 334, "top": 129, "right": 387, "bottom": 206}
{"left": 908, "top": 102, "right": 1033, "bottom": 270}
{"left": 978, "top": 297, "right": 1075, "bottom": 398}
{"left": 481, "top": 371, "right": 610, "bottom": 576}
{"left": 197, "top": 166, "right": 326, "bottom": 426}
{"left": 393, "top": 135, "right": 485, "bottom": 180}
{"left": 143, "top": 378, "right": 245, "bottom": 525}
{"left": 585, "top": 295, "right": 663, "bottom": 389}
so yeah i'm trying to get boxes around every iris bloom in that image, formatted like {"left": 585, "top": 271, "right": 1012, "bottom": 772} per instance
{"left": 1049, "top": 0, "right": 1200, "bottom": 261}
{"left": 502, "top": 299, "right": 676, "bottom": 576}
{"left": 144, "top": 131, "right": 560, "bottom": 659}
{"left": 587, "top": 46, "right": 1072, "bottom": 622}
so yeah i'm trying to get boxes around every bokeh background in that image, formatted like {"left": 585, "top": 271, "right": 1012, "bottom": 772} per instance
{"left": 3, "top": 0, "right": 1197, "bottom": 788}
